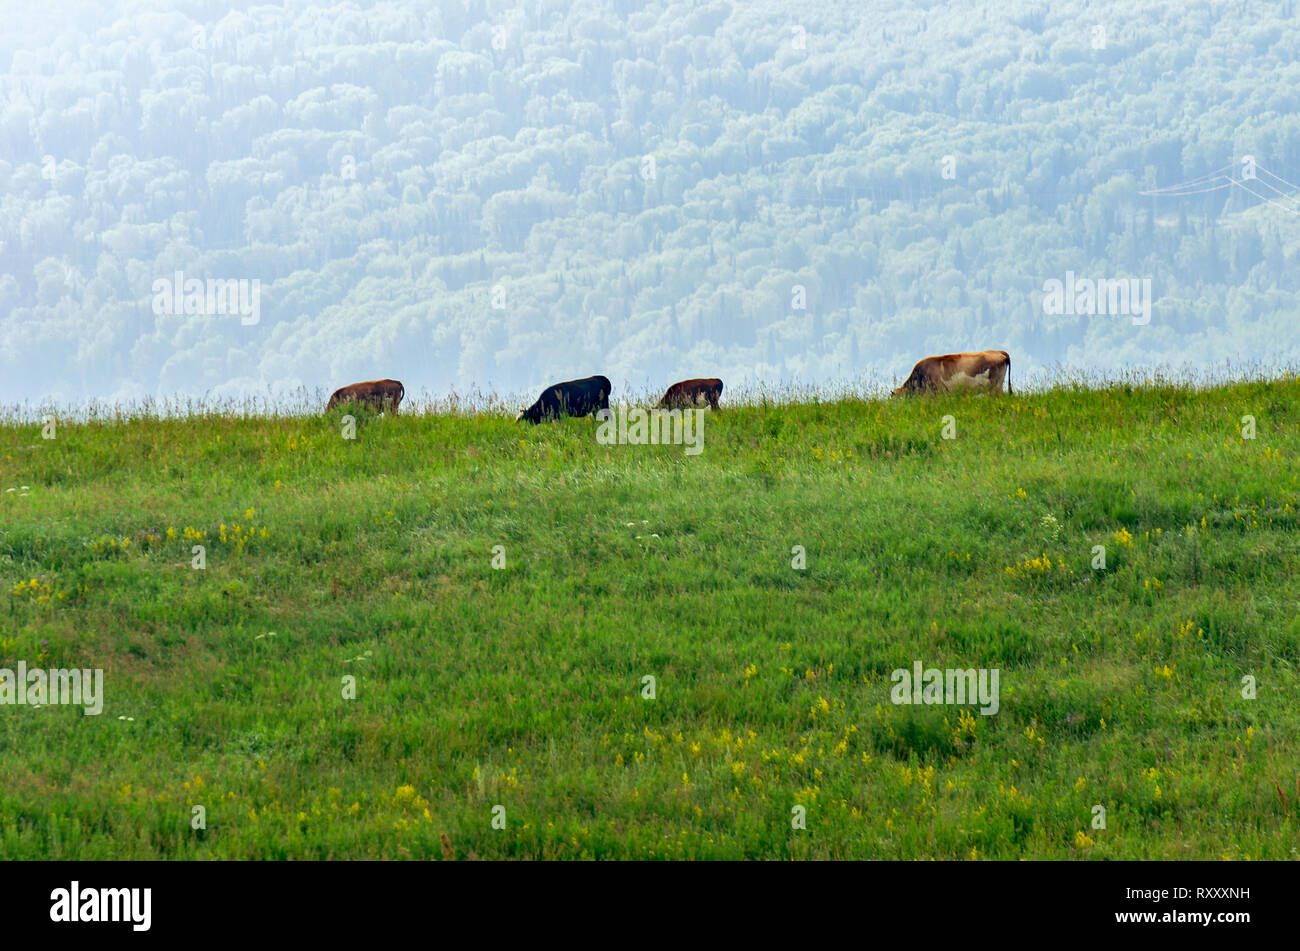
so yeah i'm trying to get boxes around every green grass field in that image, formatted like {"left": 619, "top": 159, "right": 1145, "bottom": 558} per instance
{"left": 2, "top": 376, "right": 1298, "bottom": 859}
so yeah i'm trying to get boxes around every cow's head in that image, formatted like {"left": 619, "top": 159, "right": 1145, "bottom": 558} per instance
{"left": 892, "top": 373, "right": 923, "bottom": 397}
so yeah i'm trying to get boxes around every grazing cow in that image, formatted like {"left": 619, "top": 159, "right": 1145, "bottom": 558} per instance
{"left": 326, "top": 379, "right": 405, "bottom": 414}
{"left": 516, "top": 375, "right": 612, "bottom": 424}
{"left": 657, "top": 378, "right": 723, "bottom": 410}
{"left": 894, "top": 351, "right": 1012, "bottom": 396}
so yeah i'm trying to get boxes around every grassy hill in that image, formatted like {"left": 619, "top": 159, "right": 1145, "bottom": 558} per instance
{"left": 2, "top": 376, "right": 1299, "bottom": 859}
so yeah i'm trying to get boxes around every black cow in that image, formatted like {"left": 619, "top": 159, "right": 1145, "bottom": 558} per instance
{"left": 516, "top": 375, "right": 612, "bottom": 424}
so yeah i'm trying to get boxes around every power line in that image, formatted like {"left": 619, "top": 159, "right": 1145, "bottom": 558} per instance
{"left": 1232, "top": 179, "right": 1300, "bottom": 216}
{"left": 1140, "top": 176, "right": 1233, "bottom": 197}
{"left": 1141, "top": 163, "right": 1300, "bottom": 216}
{"left": 1258, "top": 165, "right": 1300, "bottom": 193}
{"left": 1247, "top": 173, "right": 1300, "bottom": 209}
{"left": 1140, "top": 163, "right": 1235, "bottom": 194}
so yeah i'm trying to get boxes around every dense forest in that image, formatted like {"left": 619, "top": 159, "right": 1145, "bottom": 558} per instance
{"left": 2, "top": 0, "right": 1299, "bottom": 406}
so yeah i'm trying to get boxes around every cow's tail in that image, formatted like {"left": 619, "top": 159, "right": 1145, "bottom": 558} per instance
{"left": 1005, "top": 352, "right": 1012, "bottom": 395}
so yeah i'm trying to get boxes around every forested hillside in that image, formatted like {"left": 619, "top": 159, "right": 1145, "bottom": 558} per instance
{"left": 3, "top": 0, "right": 1300, "bottom": 405}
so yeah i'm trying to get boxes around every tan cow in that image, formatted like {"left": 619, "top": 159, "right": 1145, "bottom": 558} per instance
{"left": 326, "top": 379, "right": 405, "bottom": 414}
{"left": 894, "top": 351, "right": 1011, "bottom": 396}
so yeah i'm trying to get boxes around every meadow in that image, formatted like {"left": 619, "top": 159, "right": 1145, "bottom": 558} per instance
{"left": 1, "top": 374, "right": 1298, "bottom": 859}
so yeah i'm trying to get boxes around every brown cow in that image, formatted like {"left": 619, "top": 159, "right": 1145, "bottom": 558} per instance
{"left": 326, "top": 379, "right": 405, "bottom": 414}
{"left": 657, "top": 378, "right": 723, "bottom": 410}
{"left": 894, "top": 351, "right": 1011, "bottom": 396}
